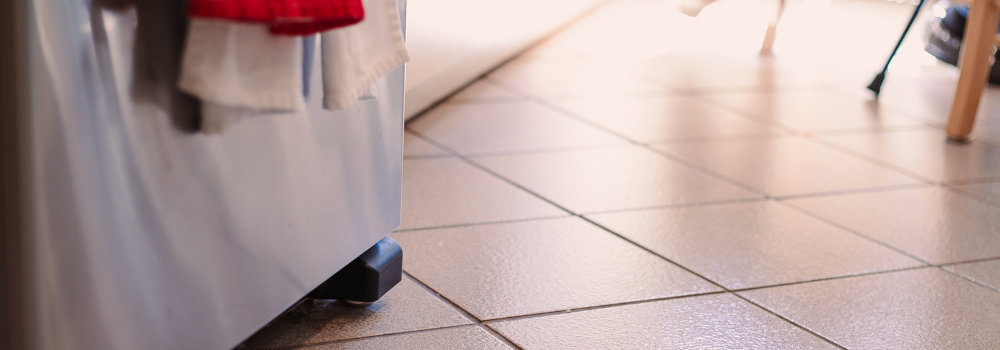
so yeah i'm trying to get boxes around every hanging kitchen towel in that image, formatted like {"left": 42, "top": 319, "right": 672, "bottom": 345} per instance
{"left": 187, "top": 0, "right": 365, "bottom": 35}
{"left": 179, "top": 19, "right": 304, "bottom": 134}
{"left": 320, "top": 0, "right": 409, "bottom": 110}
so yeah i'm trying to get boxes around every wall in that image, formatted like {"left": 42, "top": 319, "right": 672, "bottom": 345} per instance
{"left": 404, "top": 0, "right": 610, "bottom": 118}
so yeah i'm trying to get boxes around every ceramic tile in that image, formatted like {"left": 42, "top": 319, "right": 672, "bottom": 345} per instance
{"left": 407, "top": 101, "right": 628, "bottom": 156}
{"left": 588, "top": 202, "right": 922, "bottom": 289}
{"left": 547, "top": 96, "right": 781, "bottom": 143}
{"left": 635, "top": 53, "right": 790, "bottom": 92}
{"left": 741, "top": 268, "right": 1000, "bottom": 350}
{"left": 786, "top": 187, "right": 1000, "bottom": 264}
{"left": 392, "top": 217, "right": 720, "bottom": 320}
{"left": 654, "top": 137, "right": 924, "bottom": 197}
{"left": 487, "top": 61, "right": 669, "bottom": 98}
{"left": 403, "top": 132, "right": 449, "bottom": 158}
{"left": 239, "top": 279, "right": 472, "bottom": 349}
{"left": 949, "top": 181, "right": 1000, "bottom": 204}
{"left": 819, "top": 129, "right": 1000, "bottom": 182}
{"left": 443, "top": 80, "right": 524, "bottom": 104}
{"left": 975, "top": 125, "right": 1000, "bottom": 146}
{"left": 401, "top": 158, "right": 566, "bottom": 230}
{"left": 845, "top": 77, "right": 1000, "bottom": 126}
{"left": 509, "top": 39, "right": 592, "bottom": 62}
{"left": 473, "top": 146, "right": 762, "bottom": 214}
{"left": 700, "top": 90, "right": 929, "bottom": 133}
{"left": 947, "top": 259, "right": 1000, "bottom": 291}
{"left": 489, "top": 293, "right": 837, "bottom": 350}
{"left": 300, "top": 326, "right": 512, "bottom": 350}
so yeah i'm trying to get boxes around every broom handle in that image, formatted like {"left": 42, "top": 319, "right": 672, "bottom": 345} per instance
{"left": 881, "top": 0, "right": 928, "bottom": 74}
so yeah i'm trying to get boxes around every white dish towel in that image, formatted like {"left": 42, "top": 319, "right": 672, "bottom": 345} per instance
{"left": 178, "top": 19, "right": 304, "bottom": 134}
{"left": 321, "top": 0, "right": 410, "bottom": 110}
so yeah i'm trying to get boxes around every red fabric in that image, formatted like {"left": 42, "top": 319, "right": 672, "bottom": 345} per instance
{"left": 187, "top": 0, "right": 364, "bottom": 35}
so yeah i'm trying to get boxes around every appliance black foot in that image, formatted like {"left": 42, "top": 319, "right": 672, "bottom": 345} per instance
{"left": 307, "top": 236, "right": 403, "bottom": 302}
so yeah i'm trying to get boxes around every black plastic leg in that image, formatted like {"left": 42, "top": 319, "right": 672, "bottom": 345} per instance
{"left": 307, "top": 236, "right": 403, "bottom": 302}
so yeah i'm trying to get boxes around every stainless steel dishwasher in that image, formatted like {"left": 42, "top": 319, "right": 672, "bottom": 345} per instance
{"left": 0, "top": 0, "right": 407, "bottom": 348}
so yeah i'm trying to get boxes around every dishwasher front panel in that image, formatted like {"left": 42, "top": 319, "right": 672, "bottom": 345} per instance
{"left": 20, "top": 0, "right": 405, "bottom": 348}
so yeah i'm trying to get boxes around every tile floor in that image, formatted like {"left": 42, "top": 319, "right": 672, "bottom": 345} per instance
{"left": 239, "top": 0, "right": 1000, "bottom": 348}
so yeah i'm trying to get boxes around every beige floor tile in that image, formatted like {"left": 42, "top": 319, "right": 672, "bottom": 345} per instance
{"left": 489, "top": 293, "right": 837, "bottom": 350}
{"left": 819, "top": 129, "right": 1000, "bottom": 182}
{"left": 403, "top": 132, "right": 449, "bottom": 159}
{"left": 407, "top": 101, "right": 628, "bottom": 156}
{"left": 443, "top": 80, "right": 524, "bottom": 104}
{"left": 588, "top": 202, "right": 923, "bottom": 289}
{"left": 975, "top": 125, "right": 1000, "bottom": 146}
{"left": 392, "top": 217, "right": 719, "bottom": 320}
{"left": 401, "top": 158, "right": 566, "bottom": 230}
{"left": 654, "top": 137, "right": 924, "bottom": 197}
{"left": 239, "top": 279, "right": 472, "bottom": 349}
{"left": 700, "top": 90, "right": 929, "bottom": 133}
{"left": 473, "top": 146, "right": 762, "bottom": 214}
{"left": 635, "top": 53, "right": 791, "bottom": 92}
{"left": 848, "top": 78, "right": 1000, "bottom": 126}
{"left": 786, "top": 187, "right": 1000, "bottom": 264}
{"left": 949, "top": 181, "right": 1000, "bottom": 204}
{"left": 300, "top": 326, "right": 512, "bottom": 350}
{"left": 740, "top": 268, "right": 1000, "bottom": 350}
{"left": 487, "top": 61, "right": 669, "bottom": 98}
{"left": 947, "top": 259, "right": 1000, "bottom": 291}
{"left": 508, "top": 39, "right": 592, "bottom": 62}
{"left": 547, "top": 96, "right": 782, "bottom": 143}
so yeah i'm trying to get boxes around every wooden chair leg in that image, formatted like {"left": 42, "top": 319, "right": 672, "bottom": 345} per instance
{"left": 946, "top": 0, "right": 1000, "bottom": 141}
{"left": 761, "top": 0, "right": 786, "bottom": 54}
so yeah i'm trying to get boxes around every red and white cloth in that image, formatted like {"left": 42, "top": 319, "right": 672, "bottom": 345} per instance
{"left": 320, "top": 0, "right": 408, "bottom": 110}
{"left": 187, "top": 0, "right": 365, "bottom": 35}
{"left": 179, "top": 19, "right": 304, "bottom": 134}
{"left": 178, "top": 0, "right": 409, "bottom": 134}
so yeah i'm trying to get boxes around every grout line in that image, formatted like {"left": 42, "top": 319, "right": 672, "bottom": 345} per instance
{"left": 770, "top": 182, "right": 934, "bottom": 201}
{"left": 405, "top": 131, "right": 578, "bottom": 216}
{"left": 477, "top": 325, "right": 525, "bottom": 350}
{"left": 401, "top": 273, "right": 481, "bottom": 324}
{"left": 797, "top": 124, "right": 942, "bottom": 137}
{"left": 675, "top": 84, "right": 851, "bottom": 96}
{"left": 393, "top": 215, "right": 572, "bottom": 233}
{"left": 803, "top": 134, "right": 941, "bottom": 184}
{"left": 776, "top": 201, "right": 935, "bottom": 266}
{"left": 940, "top": 185, "right": 1000, "bottom": 209}
{"left": 437, "top": 143, "right": 636, "bottom": 159}
{"left": 639, "top": 146, "right": 773, "bottom": 197}
{"left": 936, "top": 255, "right": 1000, "bottom": 267}
{"left": 822, "top": 87, "right": 962, "bottom": 126}
{"left": 401, "top": 273, "right": 525, "bottom": 350}
{"left": 942, "top": 176, "right": 1000, "bottom": 186}
{"left": 938, "top": 266, "right": 1000, "bottom": 295}
{"left": 408, "top": 92, "right": 894, "bottom": 349}
{"left": 269, "top": 325, "right": 481, "bottom": 350}
{"left": 396, "top": 196, "right": 767, "bottom": 235}
{"left": 403, "top": 154, "right": 453, "bottom": 160}
{"left": 638, "top": 132, "right": 794, "bottom": 145}
{"left": 409, "top": 126, "right": 850, "bottom": 348}
{"left": 729, "top": 293, "right": 848, "bottom": 350}
{"left": 493, "top": 91, "right": 776, "bottom": 198}
{"left": 580, "top": 215, "right": 850, "bottom": 349}
{"left": 729, "top": 265, "right": 934, "bottom": 294}
{"left": 667, "top": 94, "right": 810, "bottom": 136}
{"left": 480, "top": 291, "right": 728, "bottom": 324}
{"left": 577, "top": 196, "right": 770, "bottom": 216}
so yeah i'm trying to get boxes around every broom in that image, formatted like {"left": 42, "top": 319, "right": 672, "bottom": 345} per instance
{"left": 868, "top": 0, "right": 928, "bottom": 97}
